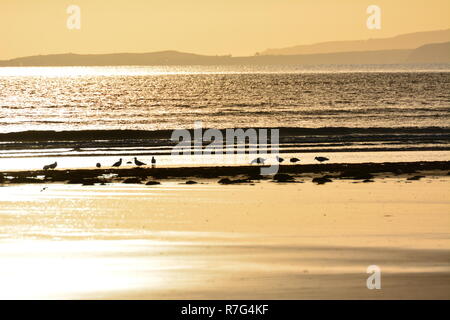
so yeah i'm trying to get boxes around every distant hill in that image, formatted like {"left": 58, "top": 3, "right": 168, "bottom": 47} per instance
{"left": 0, "top": 51, "right": 233, "bottom": 67}
{"left": 0, "top": 42, "right": 449, "bottom": 67}
{"left": 261, "top": 29, "right": 450, "bottom": 56}
{"left": 235, "top": 49, "right": 412, "bottom": 65}
{"left": 406, "top": 42, "right": 450, "bottom": 64}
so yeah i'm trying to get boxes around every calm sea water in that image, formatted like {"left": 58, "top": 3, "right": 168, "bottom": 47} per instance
{"left": 0, "top": 65, "right": 449, "bottom": 133}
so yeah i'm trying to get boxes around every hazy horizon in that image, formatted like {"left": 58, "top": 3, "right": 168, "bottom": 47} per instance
{"left": 1, "top": 0, "right": 449, "bottom": 60}
{"left": 1, "top": 28, "right": 450, "bottom": 61}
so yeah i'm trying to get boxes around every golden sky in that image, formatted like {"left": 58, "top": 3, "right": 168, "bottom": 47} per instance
{"left": 0, "top": 0, "right": 449, "bottom": 59}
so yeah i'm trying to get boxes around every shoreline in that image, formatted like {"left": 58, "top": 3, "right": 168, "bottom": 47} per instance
{"left": 2, "top": 161, "right": 449, "bottom": 185}
{"left": 2, "top": 126, "right": 450, "bottom": 140}
{"left": 2, "top": 146, "right": 450, "bottom": 158}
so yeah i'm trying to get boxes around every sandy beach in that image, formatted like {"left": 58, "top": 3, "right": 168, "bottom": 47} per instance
{"left": 1, "top": 0, "right": 450, "bottom": 306}
{"left": 1, "top": 171, "right": 449, "bottom": 299}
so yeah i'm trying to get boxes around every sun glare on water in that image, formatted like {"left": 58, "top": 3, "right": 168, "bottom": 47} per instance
{"left": 0, "top": 66, "right": 179, "bottom": 77}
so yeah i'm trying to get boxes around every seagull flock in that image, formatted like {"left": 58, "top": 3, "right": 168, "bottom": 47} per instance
{"left": 251, "top": 155, "right": 329, "bottom": 165}
{"left": 43, "top": 156, "right": 156, "bottom": 170}
{"left": 43, "top": 154, "right": 328, "bottom": 170}
{"left": 110, "top": 156, "right": 156, "bottom": 168}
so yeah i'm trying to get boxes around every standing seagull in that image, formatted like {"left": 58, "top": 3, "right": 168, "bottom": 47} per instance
{"left": 250, "top": 157, "right": 266, "bottom": 165}
{"left": 276, "top": 156, "right": 285, "bottom": 164}
{"left": 43, "top": 161, "right": 57, "bottom": 170}
{"left": 315, "top": 156, "right": 329, "bottom": 163}
{"left": 290, "top": 157, "right": 300, "bottom": 164}
{"left": 151, "top": 156, "right": 156, "bottom": 167}
{"left": 134, "top": 157, "right": 147, "bottom": 167}
{"left": 112, "top": 158, "right": 122, "bottom": 167}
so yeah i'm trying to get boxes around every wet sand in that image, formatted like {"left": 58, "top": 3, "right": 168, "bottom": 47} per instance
{"left": 0, "top": 176, "right": 449, "bottom": 299}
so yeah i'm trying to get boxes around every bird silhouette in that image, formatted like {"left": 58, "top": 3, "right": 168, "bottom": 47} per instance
{"left": 96, "top": 163, "right": 101, "bottom": 168}
{"left": 134, "top": 157, "right": 147, "bottom": 166}
{"left": 290, "top": 157, "right": 300, "bottom": 164}
{"left": 112, "top": 158, "right": 122, "bottom": 167}
{"left": 315, "top": 156, "right": 329, "bottom": 163}
{"left": 151, "top": 156, "right": 156, "bottom": 167}
{"left": 250, "top": 157, "right": 266, "bottom": 165}
{"left": 43, "top": 161, "right": 57, "bottom": 170}
{"left": 276, "top": 156, "right": 285, "bottom": 163}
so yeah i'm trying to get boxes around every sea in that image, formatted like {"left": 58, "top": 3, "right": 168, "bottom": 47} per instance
{"left": 0, "top": 64, "right": 449, "bottom": 170}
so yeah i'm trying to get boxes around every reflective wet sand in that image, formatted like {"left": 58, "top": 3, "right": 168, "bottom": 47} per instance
{"left": 0, "top": 178, "right": 449, "bottom": 299}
